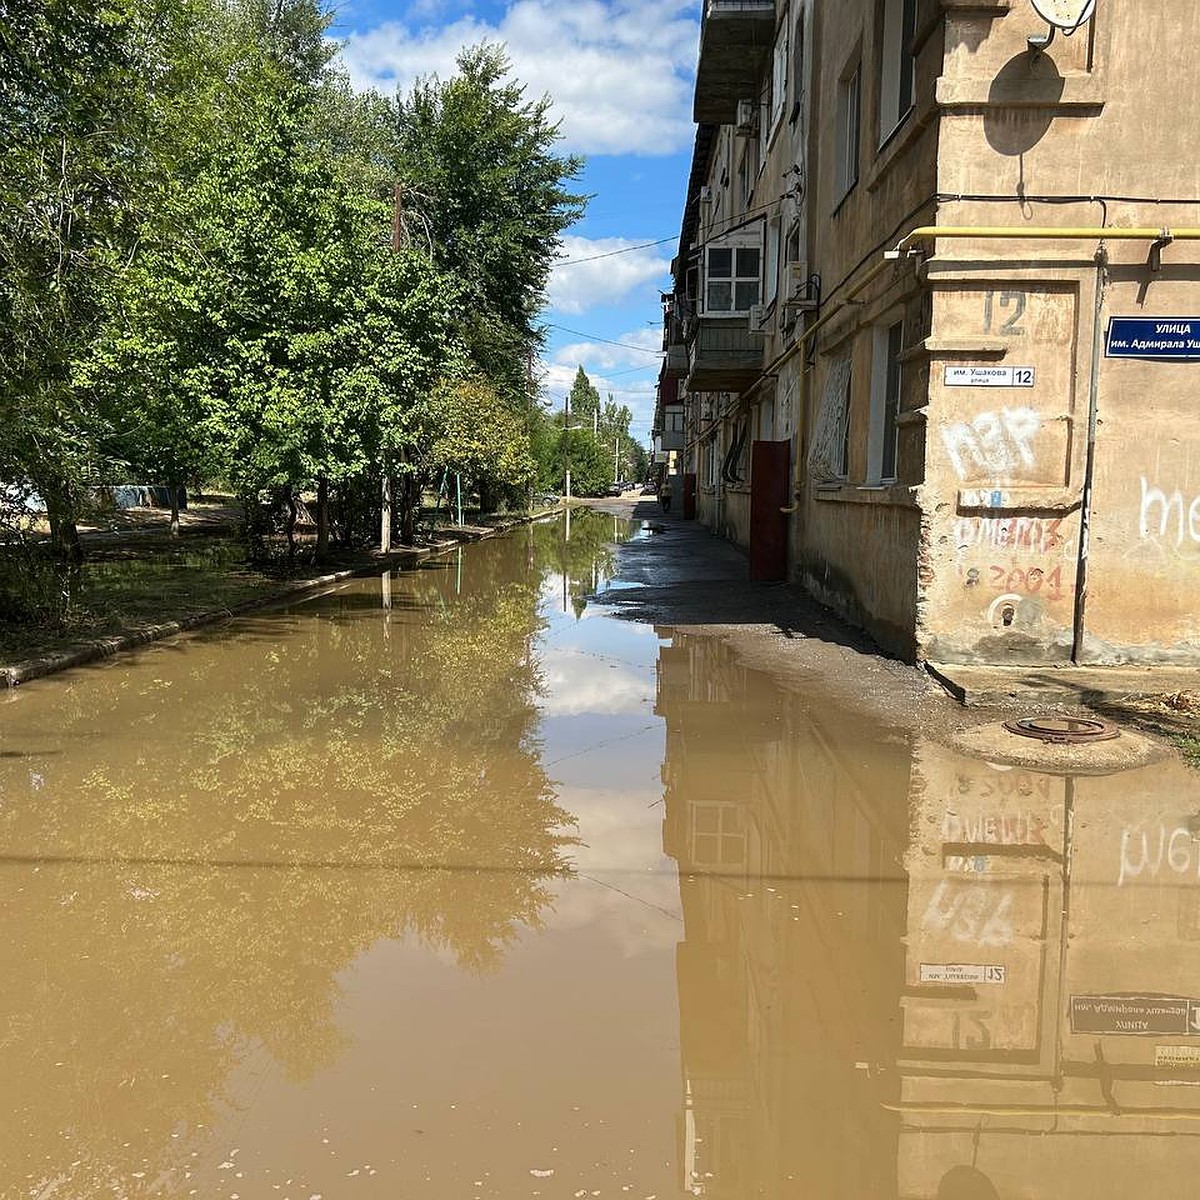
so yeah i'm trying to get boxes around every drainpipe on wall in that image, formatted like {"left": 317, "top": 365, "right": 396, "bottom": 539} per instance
{"left": 1072, "top": 244, "right": 1110, "bottom": 664}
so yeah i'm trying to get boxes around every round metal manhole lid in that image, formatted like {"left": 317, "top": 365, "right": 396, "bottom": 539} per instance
{"left": 1004, "top": 715, "right": 1120, "bottom": 745}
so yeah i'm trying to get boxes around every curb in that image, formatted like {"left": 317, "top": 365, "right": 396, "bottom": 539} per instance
{"left": 2, "top": 507, "right": 561, "bottom": 689}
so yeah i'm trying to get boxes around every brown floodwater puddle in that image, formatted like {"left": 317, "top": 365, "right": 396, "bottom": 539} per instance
{"left": 2, "top": 511, "right": 1200, "bottom": 1198}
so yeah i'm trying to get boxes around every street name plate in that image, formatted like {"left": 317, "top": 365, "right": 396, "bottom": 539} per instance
{"left": 1106, "top": 317, "right": 1200, "bottom": 360}
{"left": 944, "top": 366, "right": 1036, "bottom": 388}
{"left": 1157, "top": 1045, "right": 1200, "bottom": 1068}
{"left": 1070, "top": 995, "right": 1200, "bottom": 1036}
{"left": 920, "top": 964, "right": 1006, "bottom": 985}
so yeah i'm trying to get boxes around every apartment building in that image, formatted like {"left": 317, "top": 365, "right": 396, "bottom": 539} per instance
{"left": 657, "top": 0, "right": 1200, "bottom": 665}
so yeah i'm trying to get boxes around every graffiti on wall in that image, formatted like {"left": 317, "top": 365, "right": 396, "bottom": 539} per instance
{"left": 1118, "top": 823, "right": 1200, "bottom": 887}
{"left": 1138, "top": 477, "right": 1200, "bottom": 549}
{"left": 942, "top": 407, "right": 1042, "bottom": 481}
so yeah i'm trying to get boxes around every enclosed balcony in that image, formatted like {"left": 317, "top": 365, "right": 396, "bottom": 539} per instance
{"left": 662, "top": 305, "right": 690, "bottom": 379}
{"left": 694, "top": 0, "right": 777, "bottom": 125}
{"left": 686, "top": 317, "right": 764, "bottom": 393}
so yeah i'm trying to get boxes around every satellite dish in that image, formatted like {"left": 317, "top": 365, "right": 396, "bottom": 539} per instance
{"left": 1030, "top": 0, "right": 1096, "bottom": 30}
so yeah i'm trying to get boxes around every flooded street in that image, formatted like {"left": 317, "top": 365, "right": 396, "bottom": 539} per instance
{"left": 4, "top": 509, "right": 1200, "bottom": 1198}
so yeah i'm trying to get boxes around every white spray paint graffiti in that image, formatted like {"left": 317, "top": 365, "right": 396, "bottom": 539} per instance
{"left": 1118, "top": 824, "right": 1200, "bottom": 886}
{"left": 942, "top": 407, "right": 1042, "bottom": 481}
{"left": 1138, "top": 477, "right": 1200, "bottom": 546}
{"left": 922, "top": 880, "right": 1014, "bottom": 946}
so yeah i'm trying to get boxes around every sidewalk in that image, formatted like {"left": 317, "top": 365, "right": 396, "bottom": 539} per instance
{"left": 588, "top": 499, "right": 1196, "bottom": 766}
{"left": 590, "top": 498, "right": 952, "bottom": 736}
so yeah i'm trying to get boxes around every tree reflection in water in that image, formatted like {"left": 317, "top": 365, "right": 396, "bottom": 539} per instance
{"left": 0, "top": 511, "right": 634, "bottom": 1193}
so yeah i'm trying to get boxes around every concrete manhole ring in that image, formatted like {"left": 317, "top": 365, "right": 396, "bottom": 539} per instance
{"left": 1004, "top": 715, "right": 1121, "bottom": 745}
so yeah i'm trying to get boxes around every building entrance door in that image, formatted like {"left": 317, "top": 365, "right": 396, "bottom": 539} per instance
{"left": 749, "top": 440, "right": 790, "bottom": 581}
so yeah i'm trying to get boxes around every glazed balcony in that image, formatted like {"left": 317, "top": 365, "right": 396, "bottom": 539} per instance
{"left": 694, "top": 0, "right": 777, "bottom": 125}
{"left": 663, "top": 310, "right": 690, "bottom": 378}
{"left": 685, "top": 317, "right": 764, "bottom": 393}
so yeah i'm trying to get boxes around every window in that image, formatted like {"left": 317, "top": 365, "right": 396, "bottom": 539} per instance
{"left": 766, "top": 218, "right": 782, "bottom": 307}
{"left": 868, "top": 319, "right": 904, "bottom": 483}
{"left": 770, "top": 21, "right": 788, "bottom": 134}
{"left": 879, "top": 0, "right": 917, "bottom": 143}
{"left": 790, "top": 5, "right": 806, "bottom": 122}
{"left": 704, "top": 241, "right": 762, "bottom": 315}
{"left": 691, "top": 803, "right": 745, "bottom": 868}
{"left": 836, "top": 60, "right": 861, "bottom": 200}
{"left": 704, "top": 435, "right": 719, "bottom": 487}
{"left": 837, "top": 363, "right": 853, "bottom": 478}
{"left": 737, "top": 138, "right": 759, "bottom": 210}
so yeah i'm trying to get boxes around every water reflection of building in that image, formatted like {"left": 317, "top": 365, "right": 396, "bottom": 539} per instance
{"left": 899, "top": 745, "right": 1200, "bottom": 1197}
{"left": 657, "top": 631, "right": 1200, "bottom": 1197}
{"left": 656, "top": 631, "right": 911, "bottom": 1196}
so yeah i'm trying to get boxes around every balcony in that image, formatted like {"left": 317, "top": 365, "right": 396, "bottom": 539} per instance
{"left": 685, "top": 317, "right": 764, "bottom": 393}
{"left": 694, "top": 0, "right": 777, "bottom": 125}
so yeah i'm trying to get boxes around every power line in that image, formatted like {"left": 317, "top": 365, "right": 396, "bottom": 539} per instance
{"left": 555, "top": 236, "right": 676, "bottom": 266}
{"left": 545, "top": 324, "right": 662, "bottom": 356}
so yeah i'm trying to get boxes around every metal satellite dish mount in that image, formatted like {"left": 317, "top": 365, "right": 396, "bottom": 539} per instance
{"left": 1028, "top": 0, "right": 1096, "bottom": 51}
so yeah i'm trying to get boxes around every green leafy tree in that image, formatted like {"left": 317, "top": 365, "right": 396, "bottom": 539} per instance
{"left": 392, "top": 44, "right": 587, "bottom": 398}
{"left": 568, "top": 365, "right": 601, "bottom": 431}
{"left": 0, "top": 0, "right": 154, "bottom": 560}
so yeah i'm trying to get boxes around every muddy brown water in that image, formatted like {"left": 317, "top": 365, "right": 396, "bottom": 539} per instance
{"left": 3, "top": 511, "right": 1200, "bottom": 1198}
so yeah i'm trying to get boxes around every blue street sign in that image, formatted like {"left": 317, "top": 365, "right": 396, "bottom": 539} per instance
{"left": 1106, "top": 317, "right": 1200, "bottom": 360}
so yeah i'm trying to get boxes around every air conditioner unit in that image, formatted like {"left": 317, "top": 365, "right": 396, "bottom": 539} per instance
{"left": 699, "top": 185, "right": 714, "bottom": 204}
{"left": 734, "top": 98, "right": 758, "bottom": 138}
{"left": 747, "top": 303, "right": 769, "bottom": 332}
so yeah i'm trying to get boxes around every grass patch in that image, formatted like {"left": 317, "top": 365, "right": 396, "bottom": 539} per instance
{"left": 0, "top": 538, "right": 289, "bottom": 666}
{"left": 1098, "top": 692, "right": 1200, "bottom": 770}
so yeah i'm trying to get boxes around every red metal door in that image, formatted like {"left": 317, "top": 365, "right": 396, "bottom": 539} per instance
{"left": 749, "top": 440, "right": 791, "bottom": 581}
{"left": 683, "top": 473, "right": 697, "bottom": 519}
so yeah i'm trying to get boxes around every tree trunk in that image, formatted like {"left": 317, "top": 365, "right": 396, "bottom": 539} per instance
{"left": 285, "top": 491, "right": 297, "bottom": 564}
{"left": 315, "top": 476, "right": 330, "bottom": 561}
{"left": 169, "top": 483, "right": 180, "bottom": 539}
{"left": 400, "top": 473, "right": 417, "bottom": 547}
{"left": 43, "top": 479, "right": 83, "bottom": 564}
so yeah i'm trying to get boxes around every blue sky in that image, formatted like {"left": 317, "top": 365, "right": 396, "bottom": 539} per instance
{"left": 328, "top": 0, "right": 701, "bottom": 444}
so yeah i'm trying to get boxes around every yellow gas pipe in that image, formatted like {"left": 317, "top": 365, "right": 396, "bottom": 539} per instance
{"left": 778, "top": 224, "right": 1200, "bottom": 514}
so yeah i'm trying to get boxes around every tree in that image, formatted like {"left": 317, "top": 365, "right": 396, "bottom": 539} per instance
{"left": 0, "top": 0, "right": 154, "bottom": 559}
{"left": 392, "top": 45, "right": 588, "bottom": 398}
{"left": 432, "top": 376, "right": 536, "bottom": 504}
{"left": 568, "top": 366, "right": 601, "bottom": 431}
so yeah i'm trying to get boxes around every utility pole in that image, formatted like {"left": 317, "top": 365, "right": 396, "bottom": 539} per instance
{"left": 614, "top": 433, "right": 621, "bottom": 486}
{"left": 563, "top": 389, "right": 572, "bottom": 505}
{"left": 380, "top": 472, "right": 392, "bottom": 553}
{"left": 381, "top": 181, "right": 402, "bottom": 553}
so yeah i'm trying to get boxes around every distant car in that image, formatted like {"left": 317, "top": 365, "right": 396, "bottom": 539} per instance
{"left": 607, "top": 482, "right": 624, "bottom": 496}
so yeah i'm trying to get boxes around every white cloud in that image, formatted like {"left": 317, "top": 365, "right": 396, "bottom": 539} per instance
{"left": 547, "top": 235, "right": 673, "bottom": 315}
{"left": 337, "top": 1, "right": 700, "bottom": 157}
{"left": 552, "top": 326, "right": 662, "bottom": 372}
{"left": 539, "top": 649, "right": 654, "bottom": 717}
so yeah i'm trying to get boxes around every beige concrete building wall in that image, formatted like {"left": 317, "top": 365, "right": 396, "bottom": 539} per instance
{"left": 920, "top": 1, "right": 1200, "bottom": 664}
{"left": 790, "top": 0, "right": 941, "bottom": 654}
{"left": 671, "top": 0, "right": 1200, "bottom": 663}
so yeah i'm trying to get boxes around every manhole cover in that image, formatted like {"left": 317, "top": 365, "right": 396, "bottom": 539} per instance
{"left": 1004, "top": 715, "right": 1120, "bottom": 745}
